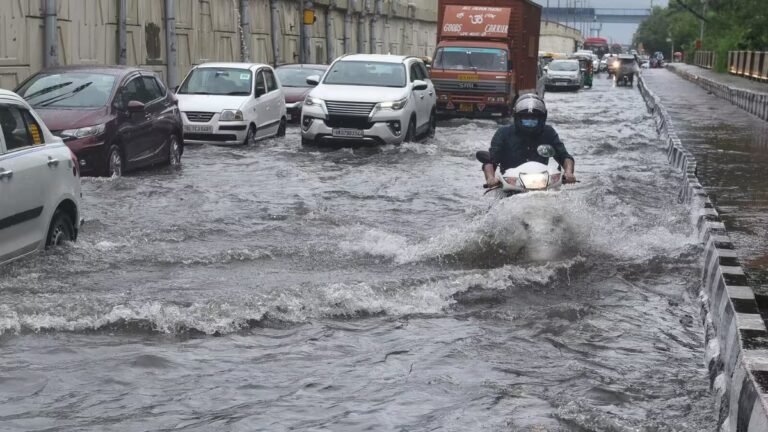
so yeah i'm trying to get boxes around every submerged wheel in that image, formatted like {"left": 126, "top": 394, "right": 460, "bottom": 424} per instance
{"left": 404, "top": 118, "right": 416, "bottom": 143}
{"left": 276, "top": 118, "right": 287, "bottom": 137}
{"left": 107, "top": 145, "right": 123, "bottom": 177}
{"left": 427, "top": 110, "right": 436, "bottom": 138}
{"left": 46, "top": 210, "right": 75, "bottom": 248}
{"left": 244, "top": 125, "right": 256, "bottom": 145}
{"left": 167, "top": 134, "right": 182, "bottom": 167}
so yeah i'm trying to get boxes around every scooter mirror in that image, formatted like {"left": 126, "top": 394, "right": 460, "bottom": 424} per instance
{"left": 537, "top": 144, "right": 556, "bottom": 158}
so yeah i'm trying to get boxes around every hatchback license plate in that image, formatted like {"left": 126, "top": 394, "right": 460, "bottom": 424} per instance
{"left": 459, "top": 103, "right": 474, "bottom": 112}
{"left": 555, "top": 82, "right": 568, "bottom": 86}
{"left": 184, "top": 124, "right": 213, "bottom": 133}
{"left": 332, "top": 128, "right": 364, "bottom": 138}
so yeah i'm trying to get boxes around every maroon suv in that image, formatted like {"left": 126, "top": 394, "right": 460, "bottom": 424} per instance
{"left": 15, "top": 65, "right": 183, "bottom": 176}
{"left": 275, "top": 64, "right": 328, "bottom": 122}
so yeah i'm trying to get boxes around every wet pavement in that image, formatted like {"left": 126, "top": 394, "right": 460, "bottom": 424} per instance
{"left": 0, "top": 75, "right": 718, "bottom": 431}
{"left": 669, "top": 63, "right": 768, "bottom": 94}
{"left": 643, "top": 69, "right": 768, "bottom": 304}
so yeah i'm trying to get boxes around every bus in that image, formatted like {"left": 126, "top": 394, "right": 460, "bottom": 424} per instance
{"left": 582, "top": 37, "right": 609, "bottom": 58}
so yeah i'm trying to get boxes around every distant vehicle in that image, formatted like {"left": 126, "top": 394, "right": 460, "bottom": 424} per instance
{"left": 615, "top": 55, "right": 639, "bottom": 87}
{"left": 15, "top": 65, "right": 184, "bottom": 177}
{"left": 432, "top": 0, "right": 542, "bottom": 117}
{"left": 275, "top": 64, "right": 328, "bottom": 123}
{"left": 0, "top": 90, "right": 81, "bottom": 266}
{"left": 543, "top": 59, "right": 582, "bottom": 91}
{"left": 582, "top": 37, "right": 609, "bottom": 58}
{"left": 300, "top": 54, "right": 436, "bottom": 146}
{"left": 176, "top": 62, "right": 287, "bottom": 145}
{"left": 610, "top": 43, "right": 623, "bottom": 54}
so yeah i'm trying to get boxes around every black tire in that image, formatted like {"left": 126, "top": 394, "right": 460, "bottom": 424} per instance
{"left": 404, "top": 118, "right": 416, "bottom": 143}
{"left": 106, "top": 144, "right": 123, "bottom": 177}
{"left": 166, "top": 134, "right": 182, "bottom": 167}
{"left": 46, "top": 210, "right": 75, "bottom": 248}
{"left": 427, "top": 110, "right": 436, "bottom": 139}
{"left": 244, "top": 125, "right": 256, "bottom": 146}
{"left": 276, "top": 118, "right": 287, "bottom": 137}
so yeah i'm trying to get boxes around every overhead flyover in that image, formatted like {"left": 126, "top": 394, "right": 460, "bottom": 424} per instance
{"left": 541, "top": 8, "right": 651, "bottom": 24}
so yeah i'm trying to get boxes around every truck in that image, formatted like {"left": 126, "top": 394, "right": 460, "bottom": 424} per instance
{"left": 431, "top": 0, "right": 543, "bottom": 118}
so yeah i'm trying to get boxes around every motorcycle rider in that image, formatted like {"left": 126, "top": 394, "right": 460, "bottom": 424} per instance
{"left": 477, "top": 94, "right": 576, "bottom": 188}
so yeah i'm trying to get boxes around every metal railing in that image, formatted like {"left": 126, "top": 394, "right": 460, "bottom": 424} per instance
{"left": 728, "top": 51, "right": 768, "bottom": 81}
{"left": 694, "top": 51, "right": 716, "bottom": 69}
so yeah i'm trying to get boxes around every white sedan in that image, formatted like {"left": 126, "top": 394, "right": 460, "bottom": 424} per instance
{"left": 0, "top": 90, "right": 82, "bottom": 266}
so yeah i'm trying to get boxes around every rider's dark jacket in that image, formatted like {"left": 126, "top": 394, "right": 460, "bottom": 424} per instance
{"left": 488, "top": 124, "right": 574, "bottom": 173}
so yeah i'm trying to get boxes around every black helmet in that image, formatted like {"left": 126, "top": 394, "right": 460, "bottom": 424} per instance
{"left": 513, "top": 94, "right": 547, "bottom": 135}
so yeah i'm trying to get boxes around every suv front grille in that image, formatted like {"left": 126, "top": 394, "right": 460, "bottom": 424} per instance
{"left": 324, "top": 115, "right": 374, "bottom": 129}
{"left": 185, "top": 111, "right": 215, "bottom": 122}
{"left": 325, "top": 101, "right": 376, "bottom": 117}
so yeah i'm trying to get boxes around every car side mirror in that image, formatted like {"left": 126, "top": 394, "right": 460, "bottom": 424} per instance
{"left": 412, "top": 80, "right": 428, "bottom": 91}
{"left": 127, "top": 100, "right": 145, "bottom": 112}
{"left": 306, "top": 75, "right": 320, "bottom": 86}
{"left": 537, "top": 144, "right": 556, "bottom": 158}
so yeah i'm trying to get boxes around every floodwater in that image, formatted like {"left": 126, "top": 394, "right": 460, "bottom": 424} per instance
{"left": 0, "top": 75, "right": 717, "bottom": 431}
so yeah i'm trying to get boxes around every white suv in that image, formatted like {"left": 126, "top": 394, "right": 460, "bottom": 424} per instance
{"left": 176, "top": 63, "right": 287, "bottom": 145}
{"left": 301, "top": 54, "right": 436, "bottom": 146}
{"left": 0, "top": 90, "right": 82, "bottom": 266}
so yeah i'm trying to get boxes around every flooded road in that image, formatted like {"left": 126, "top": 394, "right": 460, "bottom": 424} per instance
{"left": 0, "top": 75, "right": 717, "bottom": 431}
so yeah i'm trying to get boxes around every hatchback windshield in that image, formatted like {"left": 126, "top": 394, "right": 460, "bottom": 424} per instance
{"left": 178, "top": 68, "right": 253, "bottom": 96}
{"left": 17, "top": 72, "right": 117, "bottom": 108}
{"left": 323, "top": 61, "right": 406, "bottom": 87}
{"left": 433, "top": 47, "right": 508, "bottom": 71}
{"left": 276, "top": 68, "right": 325, "bottom": 87}
{"left": 548, "top": 61, "right": 579, "bottom": 72}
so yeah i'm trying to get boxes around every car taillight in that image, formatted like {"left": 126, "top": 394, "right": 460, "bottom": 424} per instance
{"left": 70, "top": 150, "right": 79, "bottom": 177}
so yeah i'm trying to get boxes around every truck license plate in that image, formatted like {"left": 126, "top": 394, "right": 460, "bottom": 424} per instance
{"left": 459, "top": 103, "right": 474, "bottom": 112}
{"left": 458, "top": 74, "right": 479, "bottom": 81}
{"left": 332, "top": 128, "right": 364, "bottom": 138}
{"left": 184, "top": 124, "right": 213, "bottom": 133}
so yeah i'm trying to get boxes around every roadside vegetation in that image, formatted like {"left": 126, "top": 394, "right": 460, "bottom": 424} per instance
{"left": 633, "top": 0, "right": 768, "bottom": 72}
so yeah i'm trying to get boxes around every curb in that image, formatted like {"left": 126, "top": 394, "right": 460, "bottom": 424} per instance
{"left": 637, "top": 74, "right": 768, "bottom": 431}
{"left": 666, "top": 64, "right": 768, "bottom": 122}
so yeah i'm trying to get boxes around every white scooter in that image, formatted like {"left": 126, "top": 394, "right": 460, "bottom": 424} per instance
{"left": 490, "top": 145, "right": 564, "bottom": 195}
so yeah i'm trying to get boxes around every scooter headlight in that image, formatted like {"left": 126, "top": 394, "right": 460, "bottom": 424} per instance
{"left": 519, "top": 172, "right": 549, "bottom": 190}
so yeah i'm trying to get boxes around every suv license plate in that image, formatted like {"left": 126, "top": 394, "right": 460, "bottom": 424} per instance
{"left": 184, "top": 124, "right": 213, "bottom": 133}
{"left": 459, "top": 103, "right": 474, "bottom": 112}
{"left": 332, "top": 128, "right": 364, "bottom": 138}
{"left": 556, "top": 82, "right": 568, "bottom": 86}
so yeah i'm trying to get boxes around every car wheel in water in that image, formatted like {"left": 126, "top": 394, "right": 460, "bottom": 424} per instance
{"left": 244, "top": 125, "right": 256, "bottom": 146}
{"left": 277, "top": 118, "right": 287, "bottom": 137}
{"left": 301, "top": 137, "right": 315, "bottom": 146}
{"left": 107, "top": 145, "right": 123, "bottom": 177}
{"left": 167, "top": 134, "right": 182, "bottom": 167}
{"left": 428, "top": 110, "right": 437, "bottom": 138}
{"left": 404, "top": 118, "right": 416, "bottom": 143}
{"left": 46, "top": 210, "right": 75, "bottom": 248}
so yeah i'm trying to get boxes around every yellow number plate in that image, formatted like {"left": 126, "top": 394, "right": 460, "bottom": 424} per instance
{"left": 459, "top": 103, "right": 474, "bottom": 112}
{"left": 457, "top": 74, "right": 479, "bottom": 81}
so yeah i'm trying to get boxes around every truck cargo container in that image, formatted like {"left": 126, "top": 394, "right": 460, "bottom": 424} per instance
{"left": 431, "top": 0, "right": 543, "bottom": 118}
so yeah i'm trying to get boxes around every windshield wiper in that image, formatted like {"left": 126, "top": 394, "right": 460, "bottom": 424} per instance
{"left": 38, "top": 82, "right": 93, "bottom": 107}
{"left": 24, "top": 81, "right": 74, "bottom": 100}
{"left": 225, "top": 91, "right": 250, "bottom": 95}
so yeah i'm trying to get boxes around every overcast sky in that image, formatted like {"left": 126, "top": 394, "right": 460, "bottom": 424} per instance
{"left": 532, "top": 0, "right": 669, "bottom": 44}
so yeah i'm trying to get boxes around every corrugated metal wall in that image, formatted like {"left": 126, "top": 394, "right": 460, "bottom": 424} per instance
{"left": 0, "top": 0, "right": 438, "bottom": 89}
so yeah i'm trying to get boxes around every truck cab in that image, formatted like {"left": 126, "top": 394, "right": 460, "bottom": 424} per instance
{"left": 431, "top": 0, "right": 542, "bottom": 118}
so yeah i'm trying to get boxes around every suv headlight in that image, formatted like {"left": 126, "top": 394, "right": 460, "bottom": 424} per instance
{"left": 61, "top": 123, "right": 106, "bottom": 139}
{"left": 304, "top": 96, "right": 324, "bottom": 106}
{"left": 377, "top": 97, "right": 408, "bottom": 111}
{"left": 220, "top": 110, "right": 244, "bottom": 121}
